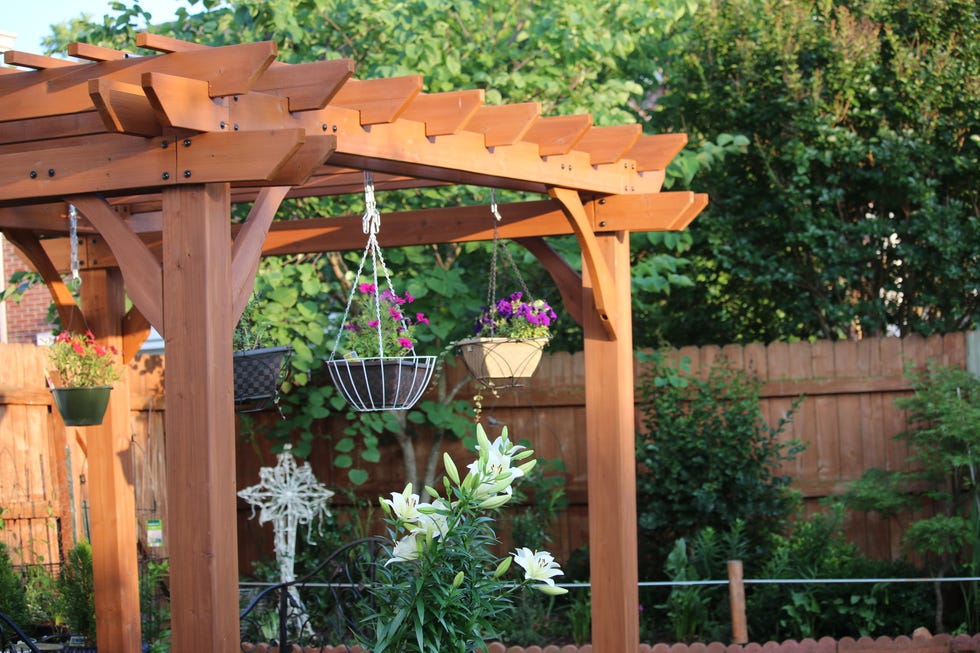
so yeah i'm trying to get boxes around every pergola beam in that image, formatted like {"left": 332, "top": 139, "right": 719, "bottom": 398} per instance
{"left": 2, "top": 193, "right": 705, "bottom": 269}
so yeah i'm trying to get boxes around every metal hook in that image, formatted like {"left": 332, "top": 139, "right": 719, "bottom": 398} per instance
{"left": 490, "top": 189, "right": 503, "bottom": 222}
{"left": 68, "top": 204, "right": 81, "bottom": 289}
{"left": 361, "top": 171, "right": 381, "bottom": 236}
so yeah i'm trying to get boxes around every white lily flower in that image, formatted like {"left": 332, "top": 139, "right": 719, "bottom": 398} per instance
{"left": 467, "top": 429, "right": 528, "bottom": 498}
{"left": 412, "top": 498, "right": 450, "bottom": 539}
{"left": 386, "top": 535, "right": 421, "bottom": 566}
{"left": 381, "top": 483, "right": 422, "bottom": 523}
{"left": 512, "top": 547, "right": 565, "bottom": 587}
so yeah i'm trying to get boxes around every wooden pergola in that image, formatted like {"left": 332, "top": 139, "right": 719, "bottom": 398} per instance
{"left": 0, "top": 35, "right": 705, "bottom": 653}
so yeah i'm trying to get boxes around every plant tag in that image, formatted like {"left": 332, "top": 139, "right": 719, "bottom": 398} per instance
{"left": 147, "top": 519, "right": 164, "bottom": 547}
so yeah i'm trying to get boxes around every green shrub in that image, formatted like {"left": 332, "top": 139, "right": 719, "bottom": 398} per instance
{"left": 635, "top": 351, "right": 804, "bottom": 577}
{"left": 22, "top": 563, "right": 61, "bottom": 629}
{"left": 140, "top": 559, "right": 170, "bottom": 651}
{"left": 747, "top": 505, "right": 932, "bottom": 641}
{"left": 0, "top": 542, "right": 29, "bottom": 629}
{"left": 57, "top": 541, "right": 95, "bottom": 645}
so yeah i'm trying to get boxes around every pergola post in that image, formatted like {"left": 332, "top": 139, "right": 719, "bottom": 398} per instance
{"left": 161, "top": 183, "right": 240, "bottom": 651}
{"left": 582, "top": 230, "right": 639, "bottom": 653}
{"left": 81, "top": 267, "right": 143, "bottom": 651}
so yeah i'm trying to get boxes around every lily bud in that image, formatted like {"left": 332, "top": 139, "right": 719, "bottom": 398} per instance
{"left": 478, "top": 494, "right": 510, "bottom": 510}
{"left": 493, "top": 556, "right": 513, "bottom": 578}
{"left": 451, "top": 571, "right": 465, "bottom": 589}
{"left": 476, "top": 423, "right": 492, "bottom": 453}
{"left": 517, "top": 460, "right": 537, "bottom": 476}
{"left": 535, "top": 584, "right": 569, "bottom": 596}
{"left": 444, "top": 452, "right": 461, "bottom": 486}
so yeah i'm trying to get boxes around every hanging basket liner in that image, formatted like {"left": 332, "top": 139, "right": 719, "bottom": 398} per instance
{"left": 325, "top": 356, "right": 436, "bottom": 412}
{"left": 233, "top": 346, "right": 292, "bottom": 411}
{"left": 50, "top": 386, "right": 112, "bottom": 426}
{"left": 456, "top": 337, "right": 548, "bottom": 385}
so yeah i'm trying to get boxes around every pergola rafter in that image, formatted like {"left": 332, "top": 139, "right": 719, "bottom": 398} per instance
{"left": 0, "top": 34, "right": 706, "bottom": 653}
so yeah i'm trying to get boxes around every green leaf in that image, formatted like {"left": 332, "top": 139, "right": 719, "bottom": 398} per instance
{"left": 348, "top": 468, "right": 369, "bottom": 485}
{"left": 361, "top": 448, "right": 381, "bottom": 463}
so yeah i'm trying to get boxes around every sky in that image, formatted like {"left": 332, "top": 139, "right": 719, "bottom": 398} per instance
{"left": 0, "top": 0, "right": 194, "bottom": 55}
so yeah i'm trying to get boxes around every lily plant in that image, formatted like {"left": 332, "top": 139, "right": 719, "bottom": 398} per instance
{"left": 363, "top": 423, "right": 567, "bottom": 653}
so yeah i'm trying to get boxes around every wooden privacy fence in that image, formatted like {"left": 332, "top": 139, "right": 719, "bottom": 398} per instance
{"left": 0, "top": 343, "right": 166, "bottom": 568}
{"left": 0, "top": 332, "right": 972, "bottom": 571}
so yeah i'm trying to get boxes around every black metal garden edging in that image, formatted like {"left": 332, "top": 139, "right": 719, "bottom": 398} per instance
{"left": 238, "top": 536, "right": 387, "bottom": 652}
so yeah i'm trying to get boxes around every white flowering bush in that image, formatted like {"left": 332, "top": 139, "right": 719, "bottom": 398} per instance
{"left": 362, "top": 423, "right": 567, "bottom": 653}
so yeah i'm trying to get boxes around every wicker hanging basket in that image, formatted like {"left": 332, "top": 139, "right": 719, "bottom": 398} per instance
{"left": 456, "top": 193, "right": 554, "bottom": 389}
{"left": 233, "top": 346, "right": 292, "bottom": 413}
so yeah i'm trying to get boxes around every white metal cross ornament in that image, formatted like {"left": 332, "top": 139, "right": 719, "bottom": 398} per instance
{"left": 238, "top": 445, "right": 335, "bottom": 586}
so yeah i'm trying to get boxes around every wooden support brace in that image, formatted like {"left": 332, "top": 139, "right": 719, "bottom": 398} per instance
{"left": 549, "top": 186, "right": 618, "bottom": 340}
{"left": 2, "top": 228, "right": 87, "bottom": 331}
{"left": 122, "top": 306, "right": 152, "bottom": 363}
{"left": 69, "top": 195, "right": 164, "bottom": 333}
{"left": 231, "top": 186, "right": 291, "bottom": 319}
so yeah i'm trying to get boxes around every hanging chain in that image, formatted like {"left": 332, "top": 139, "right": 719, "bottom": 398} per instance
{"left": 68, "top": 204, "right": 81, "bottom": 289}
{"left": 486, "top": 189, "right": 532, "bottom": 314}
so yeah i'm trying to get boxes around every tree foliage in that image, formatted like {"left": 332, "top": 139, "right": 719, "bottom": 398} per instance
{"left": 841, "top": 362, "right": 980, "bottom": 630}
{"left": 648, "top": 0, "right": 980, "bottom": 344}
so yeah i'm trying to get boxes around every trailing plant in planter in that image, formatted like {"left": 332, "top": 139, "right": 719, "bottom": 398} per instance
{"left": 457, "top": 291, "right": 557, "bottom": 384}
{"left": 360, "top": 423, "right": 568, "bottom": 653}
{"left": 337, "top": 283, "right": 430, "bottom": 360}
{"left": 47, "top": 331, "right": 121, "bottom": 426}
{"left": 327, "top": 282, "right": 435, "bottom": 412}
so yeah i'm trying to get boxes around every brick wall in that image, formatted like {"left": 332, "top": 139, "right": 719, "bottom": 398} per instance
{"left": 2, "top": 238, "right": 57, "bottom": 343}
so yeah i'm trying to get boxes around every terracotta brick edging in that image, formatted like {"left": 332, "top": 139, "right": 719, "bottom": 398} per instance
{"left": 241, "top": 634, "right": 980, "bottom": 653}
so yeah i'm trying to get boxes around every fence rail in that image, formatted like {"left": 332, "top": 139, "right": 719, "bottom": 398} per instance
{"left": 0, "top": 332, "right": 971, "bottom": 570}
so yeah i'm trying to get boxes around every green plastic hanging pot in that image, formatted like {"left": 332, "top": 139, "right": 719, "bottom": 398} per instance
{"left": 50, "top": 386, "right": 112, "bottom": 426}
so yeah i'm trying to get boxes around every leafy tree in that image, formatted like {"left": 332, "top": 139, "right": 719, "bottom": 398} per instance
{"left": 634, "top": 351, "right": 804, "bottom": 577}
{"left": 648, "top": 0, "right": 980, "bottom": 345}
{"left": 37, "top": 0, "right": 732, "bottom": 487}
{"left": 841, "top": 362, "right": 980, "bottom": 631}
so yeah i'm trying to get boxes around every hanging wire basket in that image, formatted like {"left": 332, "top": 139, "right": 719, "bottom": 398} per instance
{"left": 325, "top": 356, "right": 434, "bottom": 411}
{"left": 325, "top": 172, "right": 435, "bottom": 412}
